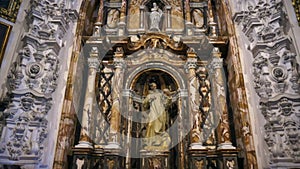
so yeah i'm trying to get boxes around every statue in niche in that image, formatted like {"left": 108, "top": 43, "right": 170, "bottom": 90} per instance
{"left": 107, "top": 9, "right": 120, "bottom": 28}
{"left": 192, "top": 9, "right": 204, "bottom": 28}
{"left": 143, "top": 82, "right": 172, "bottom": 150}
{"left": 149, "top": 3, "right": 163, "bottom": 31}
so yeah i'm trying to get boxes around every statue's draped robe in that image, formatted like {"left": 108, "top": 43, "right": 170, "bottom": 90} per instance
{"left": 143, "top": 89, "right": 168, "bottom": 142}
{"left": 150, "top": 8, "right": 162, "bottom": 31}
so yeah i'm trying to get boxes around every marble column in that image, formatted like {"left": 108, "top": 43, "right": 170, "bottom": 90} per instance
{"left": 177, "top": 90, "right": 189, "bottom": 169}
{"left": 124, "top": 90, "right": 133, "bottom": 169}
{"left": 186, "top": 49, "right": 206, "bottom": 150}
{"left": 76, "top": 47, "right": 100, "bottom": 148}
{"left": 106, "top": 47, "right": 125, "bottom": 149}
{"left": 209, "top": 48, "right": 235, "bottom": 150}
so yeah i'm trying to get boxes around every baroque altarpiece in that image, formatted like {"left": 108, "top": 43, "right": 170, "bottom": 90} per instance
{"left": 0, "top": 0, "right": 299, "bottom": 169}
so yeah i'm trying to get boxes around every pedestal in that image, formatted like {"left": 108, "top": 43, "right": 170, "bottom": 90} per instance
{"left": 72, "top": 147, "right": 94, "bottom": 169}
{"left": 118, "top": 22, "right": 126, "bottom": 36}
{"left": 72, "top": 147, "right": 104, "bottom": 169}
{"left": 185, "top": 22, "right": 194, "bottom": 36}
{"left": 189, "top": 148, "right": 208, "bottom": 169}
{"left": 140, "top": 150, "right": 170, "bottom": 169}
{"left": 91, "top": 148, "right": 104, "bottom": 169}
{"left": 218, "top": 149, "right": 238, "bottom": 169}
{"left": 103, "top": 146, "right": 123, "bottom": 169}
{"left": 217, "top": 142, "right": 236, "bottom": 150}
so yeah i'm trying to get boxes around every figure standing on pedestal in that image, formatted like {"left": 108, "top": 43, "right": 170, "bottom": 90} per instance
{"left": 143, "top": 82, "right": 172, "bottom": 150}
{"left": 149, "top": 3, "right": 163, "bottom": 31}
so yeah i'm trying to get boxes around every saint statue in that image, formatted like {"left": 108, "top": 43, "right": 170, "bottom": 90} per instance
{"left": 149, "top": 3, "right": 163, "bottom": 31}
{"left": 107, "top": 9, "right": 120, "bottom": 28}
{"left": 143, "top": 82, "right": 172, "bottom": 150}
{"left": 193, "top": 9, "right": 204, "bottom": 28}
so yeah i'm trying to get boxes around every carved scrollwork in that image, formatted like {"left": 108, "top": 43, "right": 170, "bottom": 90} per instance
{"left": 127, "top": 33, "right": 185, "bottom": 51}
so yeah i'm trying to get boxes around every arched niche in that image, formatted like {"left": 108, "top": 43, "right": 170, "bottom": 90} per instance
{"left": 130, "top": 69, "right": 179, "bottom": 129}
{"left": 122, "top": 59, "right": 188, "bottom": 145}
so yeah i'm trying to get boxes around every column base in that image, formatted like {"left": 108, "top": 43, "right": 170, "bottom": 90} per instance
{"left": 75, "top": 141, "right": 93, "bottom": 148}
{"left": 217, "top": 143, "right": 236, "bottom": 150}
{"left": 105, "top": 142, "right": 121, "bottom": 149}
{"left": 189, "top": 143, "right": 207, "bottom": 150}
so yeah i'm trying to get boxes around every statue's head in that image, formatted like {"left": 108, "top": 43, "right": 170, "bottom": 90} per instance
{"left": 150, "top": 82, "right": 157, "bottom": 90}
{"left": 152, "top": 2, "right": 158, "bottom": 10}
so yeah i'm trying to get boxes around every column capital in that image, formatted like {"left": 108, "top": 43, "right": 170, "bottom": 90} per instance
{"left": 113, "top": 58, "right": 125, "bottom": 69}
{"left": 186, "top": 58, "right": 198, "bottom": 69}
{"left": 88, "top": 57, "right": 100, "bottom": 69}
{"left": 209, "top": 57, "right": 223, "bottom": 70}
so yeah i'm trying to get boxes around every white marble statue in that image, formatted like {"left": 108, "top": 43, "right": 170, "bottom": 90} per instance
{"left": 149, "top": 3, "right": 163, "bottom": 31}
{"left": 193, "top": 9, "right": 204, "bottom": 28}
{"left": 107, "top": 9, "right": 120, "bottom": 28}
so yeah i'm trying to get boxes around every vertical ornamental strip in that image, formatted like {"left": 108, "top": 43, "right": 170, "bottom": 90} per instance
{"left": 234, "top": 0, "right": 300, "bottom": 167}
{"left": 0, "top": 0, "right": 76, "bottom": 166}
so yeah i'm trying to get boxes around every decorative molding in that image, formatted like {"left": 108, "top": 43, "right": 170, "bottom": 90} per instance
{"left": 235, "top": 0, "right": 300, "bottom": 167}
{"left": 0, "top": 0, "right": 77, "bottom": 165}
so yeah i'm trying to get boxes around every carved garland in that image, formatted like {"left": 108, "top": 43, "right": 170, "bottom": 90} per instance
{"left": 235, "top": 0, "right": 300, "bottom": 165}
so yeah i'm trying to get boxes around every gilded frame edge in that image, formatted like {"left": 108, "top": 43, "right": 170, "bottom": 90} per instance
{"left": 0, "top": 0, "right": 22, "bottom": 23}
{"left": 0, "top": 21, "right": 12, "bottom": 68}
